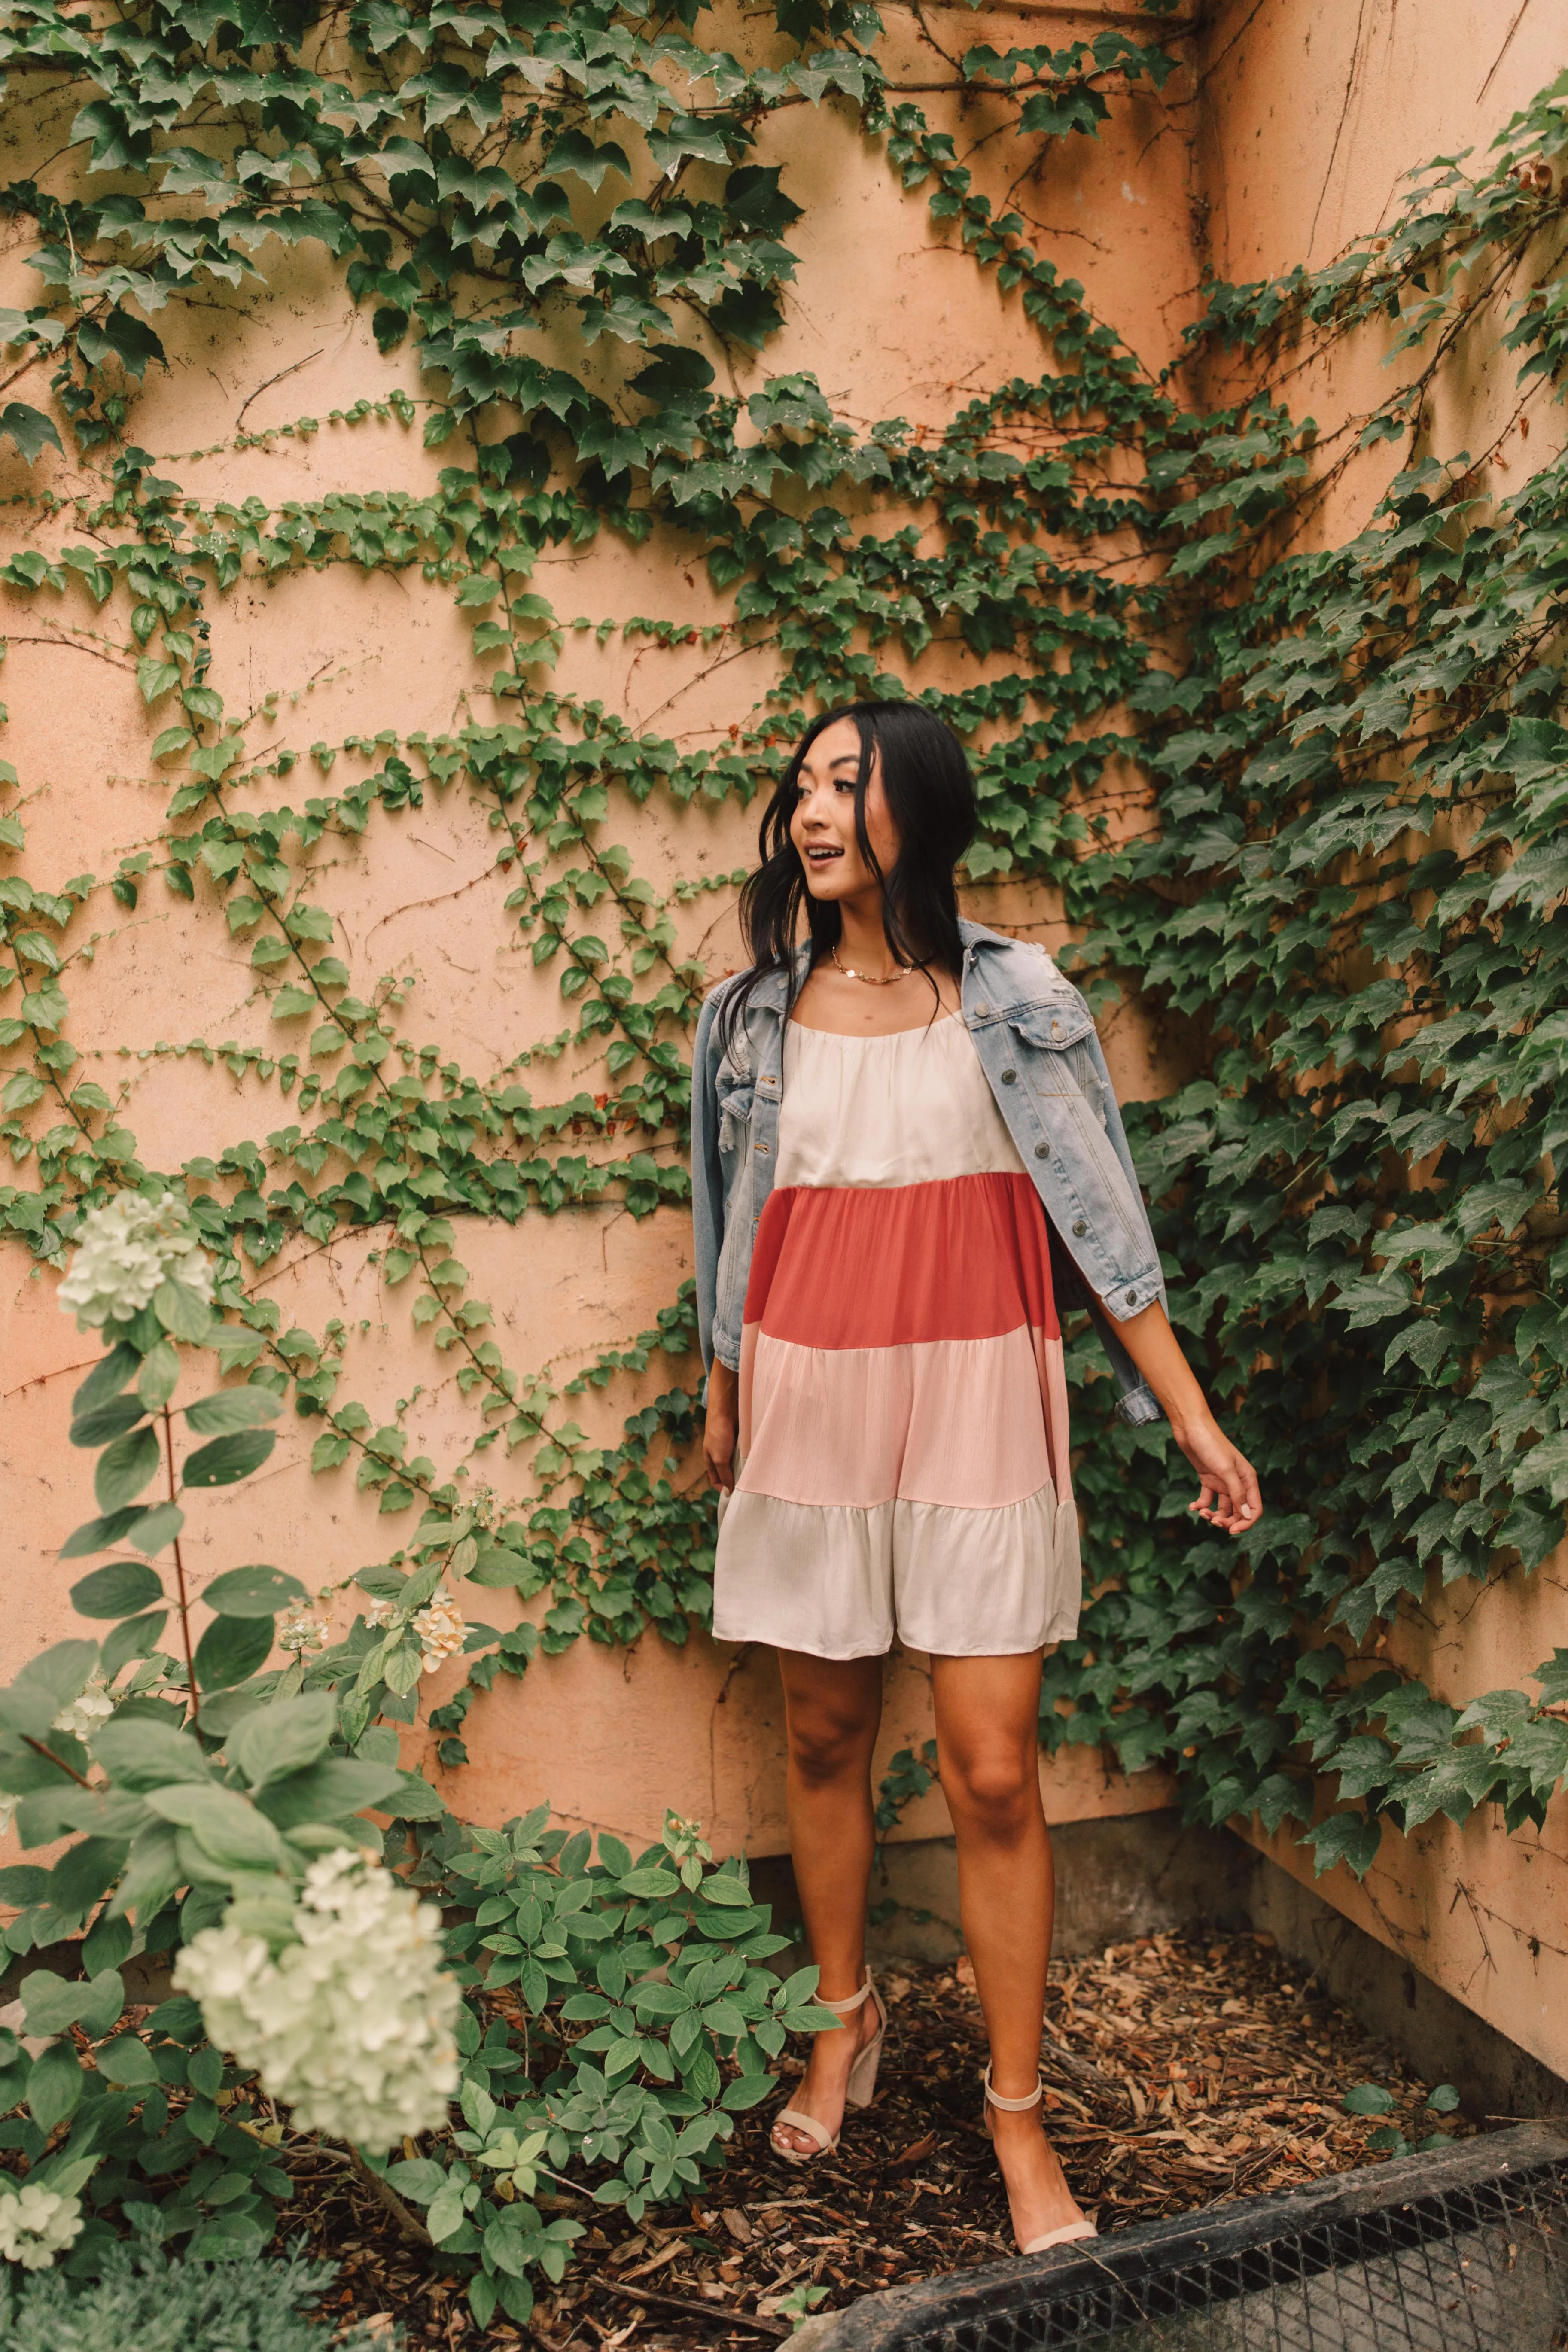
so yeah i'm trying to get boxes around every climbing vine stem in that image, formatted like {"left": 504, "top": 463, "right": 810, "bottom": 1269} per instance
{"left": 0, "top": 6, "right": 1566, "bottom": 1896}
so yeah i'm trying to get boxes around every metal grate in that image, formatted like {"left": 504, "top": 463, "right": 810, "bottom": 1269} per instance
{"left": 803, "top": 2122, "right": 1568, "bottom": 2352}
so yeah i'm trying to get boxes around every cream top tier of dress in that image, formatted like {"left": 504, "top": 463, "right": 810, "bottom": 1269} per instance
{"left": 711, "top": 1011, "right": 1081, "bottom": 1662}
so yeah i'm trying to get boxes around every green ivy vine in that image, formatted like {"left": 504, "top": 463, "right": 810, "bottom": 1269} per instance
{"left": 0, "top": 0, "right": 1566, "bottom": 1915}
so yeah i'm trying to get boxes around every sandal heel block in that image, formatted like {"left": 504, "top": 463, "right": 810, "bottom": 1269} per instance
{"left": 844, "top": 1974, "right": 888, "bottom": 2109}
{"left": 770, "top": 1969, "right": 888, "bottom": 2164}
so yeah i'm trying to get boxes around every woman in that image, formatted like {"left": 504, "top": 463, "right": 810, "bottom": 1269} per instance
{"left": 690, "top": 702, "right": 1260, "bottom": 2253}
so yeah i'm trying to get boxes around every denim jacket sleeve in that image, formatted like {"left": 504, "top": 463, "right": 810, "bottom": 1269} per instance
{"left": 960, "top": 923, "right": 1170, "bottom": 1427}
{"left": 1071, "top": 1021, "right": 1169, "bottom": 1424}
{"left": 691, "top": 982, "right": 728, "bottom": 1378}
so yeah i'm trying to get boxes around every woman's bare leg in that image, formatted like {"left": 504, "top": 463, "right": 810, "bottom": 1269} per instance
{"left": 930, "top": 1652, "right": 1088, "bottom": 2243}
{"left": 772, "top": 1649, "right": 886, "bottom": 2159}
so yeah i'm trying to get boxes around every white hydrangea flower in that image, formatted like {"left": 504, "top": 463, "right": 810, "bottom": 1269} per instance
{"left": 0, "top": 2185, "right": 84, "bottom": 2269}
{"left": 279, "top": 1612, "right": 327, "bottom": 1655}
{"left": 0, "top": 1796, "right": 16, "bottom": 1841}
{"left": 51, "top": 1671, "right": 113, "bottom": 1745}
{"left": 413, "top": 1586, "right": 466, "bottom": 1673}
{"left": 58, "top": 1190, "right": 213, "bottom": 1331}
{"left": 363, "top": 1597, "right": 399, "bottom": 1631}
{"left": 174, "top": 1849, "right": 460, "bottom": 2151}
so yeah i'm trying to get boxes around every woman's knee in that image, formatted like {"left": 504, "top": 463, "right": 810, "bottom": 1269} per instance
{"left": 786, "top": 1707, "right": 870, "bottom": 1786}
{"left": 943, "top": 1745, "right": 1038, "bottom": 1834}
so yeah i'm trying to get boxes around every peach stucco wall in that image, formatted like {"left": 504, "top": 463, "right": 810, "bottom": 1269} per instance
{"left": 0, "top": 0, "right": 1197, "bottom": 1864}
{"left": 3, "top": 0, "right": 1568, "bottom": 2080}
{"left": 1190, "top": 0, "right": 1568, "bottom": 2087}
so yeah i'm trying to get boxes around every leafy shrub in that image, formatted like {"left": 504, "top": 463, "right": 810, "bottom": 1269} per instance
{"left": 0, "top": 2244, "right": 393, "bottom": 2351}
{"left": 0, "top": 1209, "right": 831, "bottom": 2325}
{"left": 381, "top": 1806, "right": 829, "bottom": 2327}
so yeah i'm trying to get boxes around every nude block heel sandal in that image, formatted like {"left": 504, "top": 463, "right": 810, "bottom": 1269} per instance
{"left": 771, "top": 1970, "right": 889, "bottom": 2166}
{"left": 982, "top": 2064, "right": 1099, "bottom": 2255}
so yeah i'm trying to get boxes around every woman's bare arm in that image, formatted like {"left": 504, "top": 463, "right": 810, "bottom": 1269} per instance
{"left": 703, "top": 1358, "right": 739, "bottom": 1494}
{"left": 1107, "top": 1299, "right": 1261, "bottom": 1536}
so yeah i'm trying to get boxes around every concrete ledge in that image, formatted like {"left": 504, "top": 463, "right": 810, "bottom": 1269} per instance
{"left": 865, "top": 1811, "right": 1256, "bottom": 1963}
{"left": 1245, "top": 1843, "right": 1568, "bottom": 2125}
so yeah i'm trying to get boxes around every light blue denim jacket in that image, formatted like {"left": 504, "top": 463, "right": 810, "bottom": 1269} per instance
{"left": 690, "top": 919, "right": 1169, "bottom": 1425}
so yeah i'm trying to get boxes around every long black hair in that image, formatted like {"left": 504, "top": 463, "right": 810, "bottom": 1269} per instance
{"left": 718, "top": 701, "right": 977, "bottom": 1049}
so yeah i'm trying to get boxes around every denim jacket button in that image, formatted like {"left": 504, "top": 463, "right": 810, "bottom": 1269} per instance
{"left": 1035, "top": 1143, "right": 1049, "bottom": 1161}
{"left": 1126, "top": 1290, "right": 1139, "bottom": 1307}
{"left": 974, "top": 1002, "right": 989, "bottom": 1016}
{"left": 1000, "top": 1068, "right": 1017, "bottom": 1084}
{"left": 1072, "top": 1219, "right": 1086, "bottom": 1235}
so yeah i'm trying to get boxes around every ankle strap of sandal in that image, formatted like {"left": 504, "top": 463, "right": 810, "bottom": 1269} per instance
{"left": 982, "top": 2063, "right": 1043, "bottom": 2113}
{"left": 816, "top": 1971, "right": 874, "bottom": 2014}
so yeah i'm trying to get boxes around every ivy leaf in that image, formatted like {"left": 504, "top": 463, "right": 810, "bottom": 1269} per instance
{"left": 77, "top": 309, "right": 166, "bottom": 380}
{"left": 1300, "top": 1812, "right": 1382, "bottom": 1880}
{"left": 545, "top": 131, "right": 632, "bottom": 191}
{"left": 136, "top": 659, "right": 181, "bottom": 706}
{"left": 0, "top": 404, "right": 62, "bottom": 463}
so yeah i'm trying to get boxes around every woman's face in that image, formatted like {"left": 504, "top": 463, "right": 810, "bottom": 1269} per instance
{"left": 789, "top": 717, "right": 900, "bottom": 904}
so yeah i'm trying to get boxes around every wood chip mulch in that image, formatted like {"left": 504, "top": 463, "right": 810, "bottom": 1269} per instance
{"left": 286, "top": 1929, "right": 1477, "bottom": 2348}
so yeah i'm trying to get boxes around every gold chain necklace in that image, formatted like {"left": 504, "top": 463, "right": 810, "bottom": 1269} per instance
{"left": 830, "top": 944, "right": 912, "bottom": 987}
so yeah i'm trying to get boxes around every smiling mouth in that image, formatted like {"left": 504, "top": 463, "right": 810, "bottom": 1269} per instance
{"left": 804, "top": 845, "right": 843, "bottom": 864}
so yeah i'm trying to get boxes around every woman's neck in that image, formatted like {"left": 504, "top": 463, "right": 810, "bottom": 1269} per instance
{"left": 835, "top": 894, "right": 903, "bottom": 977}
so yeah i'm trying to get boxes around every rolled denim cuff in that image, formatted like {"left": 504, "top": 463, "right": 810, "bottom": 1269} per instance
{"left": 1114, "top": 1381, "right": 1166, "bottom": 1427}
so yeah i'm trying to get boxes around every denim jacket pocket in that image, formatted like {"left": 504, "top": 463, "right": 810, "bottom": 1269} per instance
{"left": 1006, "top": 998, "right": 1097, "bottom": 1071}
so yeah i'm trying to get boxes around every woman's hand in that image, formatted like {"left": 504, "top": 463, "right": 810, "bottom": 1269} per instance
{"left": 1173, "top": 1412, "right": 1260, "bottom": 1535}
{"left": 1096, "top": 1297, "right": 1262, "bottom": 1536}
{"left": 703, "top": 1358, "right": 739, "bottom": 1494}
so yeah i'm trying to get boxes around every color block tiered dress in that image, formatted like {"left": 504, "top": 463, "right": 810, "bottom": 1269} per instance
{"left": 712, "top": 1011, "right": 1081, "bottom": 1659}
